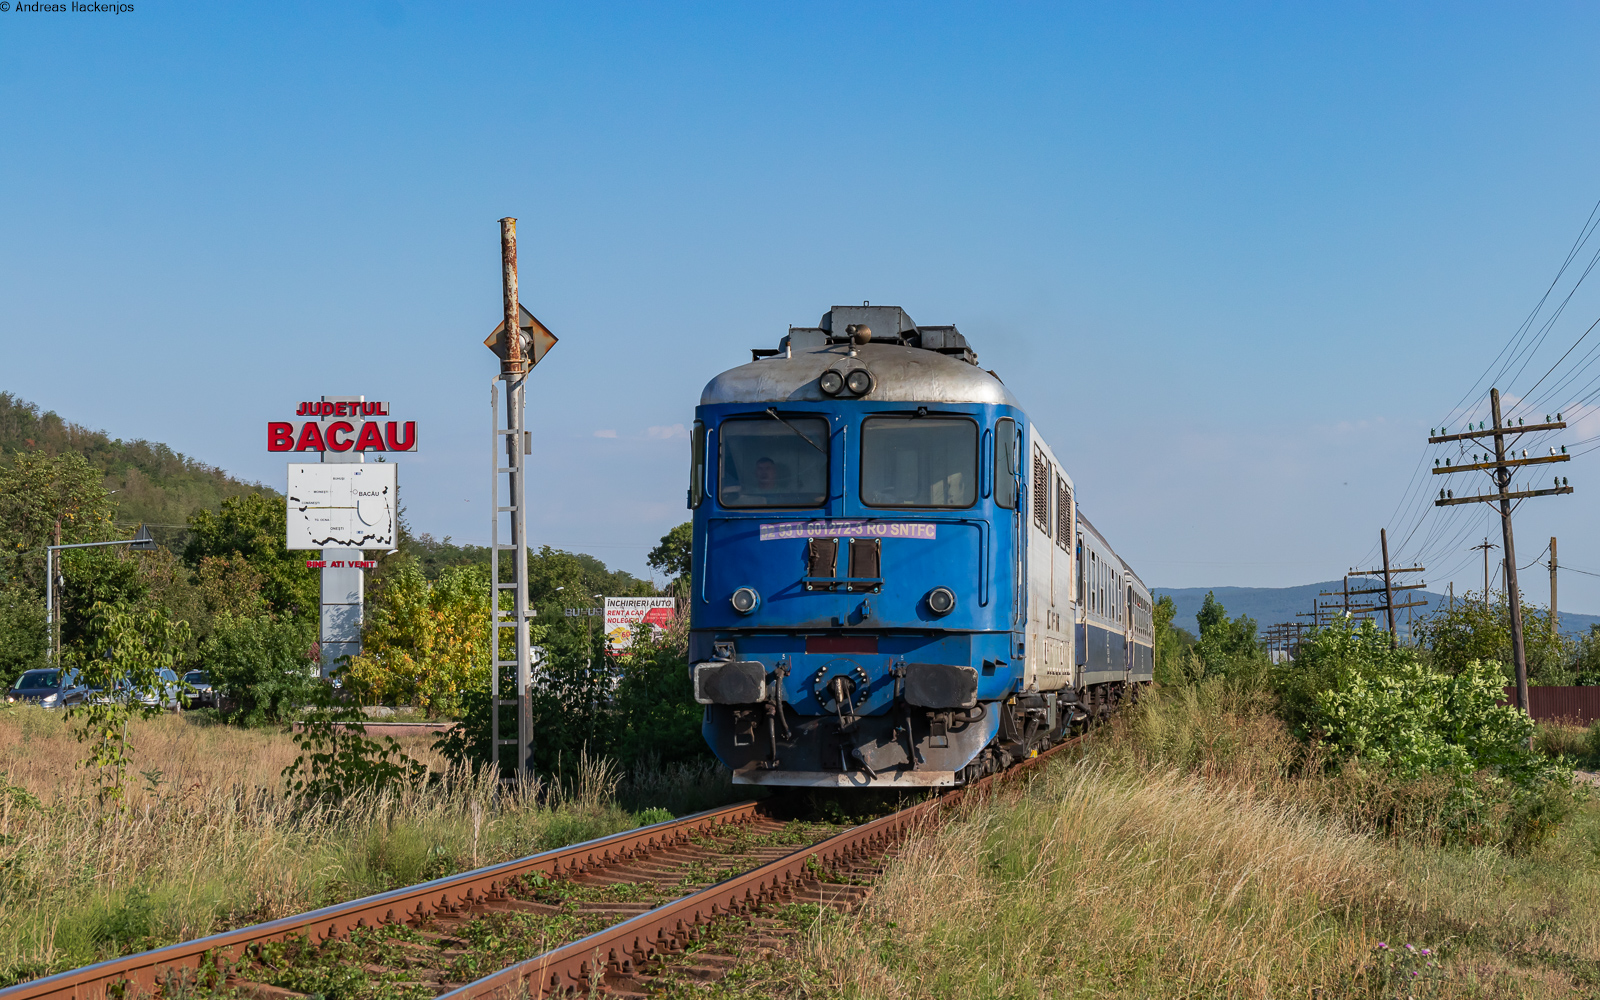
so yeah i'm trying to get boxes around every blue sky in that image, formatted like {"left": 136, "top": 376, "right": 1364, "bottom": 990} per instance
{"left": 6, "top": 2, "right": 1600, "bottom": 613}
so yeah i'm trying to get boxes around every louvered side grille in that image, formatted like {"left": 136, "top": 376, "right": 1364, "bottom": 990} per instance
{"left": 1056, "top": 478, "right": 1072, "bottom": 552}
{"left": 1032, "top": 450, "right": 1050, "bottom": 534}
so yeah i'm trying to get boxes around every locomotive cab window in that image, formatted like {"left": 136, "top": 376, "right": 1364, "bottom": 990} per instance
{"left": 717, "top": 415, "right": 829, "bottom": 508}
{"left": 859, "top": 416, "right": 978, "bottom": 508}
{"left": 689, "top": 420, "right": 706, "bottom": 508}
{"left": 994, "top": 418, "right": 1018, "bottom": 509}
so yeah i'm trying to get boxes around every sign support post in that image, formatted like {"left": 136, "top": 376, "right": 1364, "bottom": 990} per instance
{"left": 484, "top": 217, "right": 557, "bottom": 783}
{"left": 319, "top": 395, "right": 366, "bottom": 676}
{"left": 490, "top": 218, "right": 533, "bottom": 781}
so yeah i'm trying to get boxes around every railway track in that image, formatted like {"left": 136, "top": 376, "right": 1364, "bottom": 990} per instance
{"left": 6, "top": 738, "right": 1079, "bottom": 1000}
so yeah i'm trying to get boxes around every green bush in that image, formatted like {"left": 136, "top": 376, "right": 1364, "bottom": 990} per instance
{"left": 202, "top": 613, "right": 318, "bottom": 726}
{"left": 1283, "top": 618, "right": 1543, "bottom": 781}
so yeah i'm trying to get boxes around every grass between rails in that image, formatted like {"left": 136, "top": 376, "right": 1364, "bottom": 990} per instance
{"left": 706, "top": 682, "right": 1600, "bottom": 999}
{"left": 0, "top": 706, "right": 740, "bottom": 985}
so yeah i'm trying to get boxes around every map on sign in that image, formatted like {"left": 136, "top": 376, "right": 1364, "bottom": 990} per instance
{"left": 285, "top": 463, "right": 397, "bottom": 550}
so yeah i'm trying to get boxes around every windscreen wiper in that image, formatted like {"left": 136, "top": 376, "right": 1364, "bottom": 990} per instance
{"left": 765, "top": 407, "right": 827, "bottom": 454}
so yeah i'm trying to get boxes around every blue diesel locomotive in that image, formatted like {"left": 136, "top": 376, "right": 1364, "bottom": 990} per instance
{"left": 687, "top": 305, "right": 1152, "bottom": 789}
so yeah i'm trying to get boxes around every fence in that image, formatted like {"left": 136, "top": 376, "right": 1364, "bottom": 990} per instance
{"left": 1503, "top": 687, "right": 1600, "bottom": 725}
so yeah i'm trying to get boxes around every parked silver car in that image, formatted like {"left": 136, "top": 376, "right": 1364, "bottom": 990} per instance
{"left": 89, "top": 669, "right": 182, "bottom": 711}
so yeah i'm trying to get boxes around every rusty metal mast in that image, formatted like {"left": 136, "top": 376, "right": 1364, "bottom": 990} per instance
{"left": 490, "top": 218, "right": 534, "bottom": 780}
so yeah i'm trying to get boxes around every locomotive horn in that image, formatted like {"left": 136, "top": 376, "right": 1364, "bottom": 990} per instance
{"left": 846, "top": 324, "right": 873, "bottom": 345}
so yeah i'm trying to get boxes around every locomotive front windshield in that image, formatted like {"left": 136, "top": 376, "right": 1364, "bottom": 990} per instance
{"left": 718, "top": 415, "right": 829, "bottom": 508}
{"left": 859, "top": 416, "right": 978, "bottom": 508}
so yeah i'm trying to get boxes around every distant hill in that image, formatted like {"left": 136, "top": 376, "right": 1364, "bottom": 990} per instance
{"left": 1155, "top": 581, "right": 1600, "bottom": 641}
{"left": 0, "top": 391, "right": 272, "bottom": 543}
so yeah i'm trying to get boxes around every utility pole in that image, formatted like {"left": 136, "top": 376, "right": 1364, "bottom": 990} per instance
{"left": 1471, "top": 538, "right": 1496, "bottom": 611}
{"left": 1336, "top": 546, "right": 1426, "bottom": 648}
{"left": 1431, "top": 391, "right": 1572, "bottom": 714}
{"left": 1381, "top": 529, "right": 1397, "bottom": 646}
{"left": 1550, "top": 536, "right": 1558, "bottom": 642}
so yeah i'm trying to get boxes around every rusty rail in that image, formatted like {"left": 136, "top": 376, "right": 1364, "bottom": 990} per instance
{"left": 442, "top": 736, "right": 1082, "bottom": 999}
{"left": 7, "top": 733, "right": 1085, "bottom": 1000}
{"left": 1, "top": 800, "right": 764, "bottom": 1000}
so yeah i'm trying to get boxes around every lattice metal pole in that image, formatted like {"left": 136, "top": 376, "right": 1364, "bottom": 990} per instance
{"left": 490, "top": 218, "right": 533, "bottom": 781}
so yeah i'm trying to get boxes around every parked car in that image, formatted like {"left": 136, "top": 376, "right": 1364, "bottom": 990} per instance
{"left": 6, "top": 668, "right": 89, "bottom": 709}
{"left": 181, "top": 670, "right": 216, "bottom": 709}
{"left": 89, "top": 669, "right": 182, "bottom": 711}
{"left": 144, "top": 668, "right": 181, "bottom": 711}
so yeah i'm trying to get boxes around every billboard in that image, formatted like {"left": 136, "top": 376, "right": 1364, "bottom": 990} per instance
{"left": 604, "top": 597, "right": 678, "bottom": 655}
{"left": 286, "top": 463, "right": 398, "bottom": 550}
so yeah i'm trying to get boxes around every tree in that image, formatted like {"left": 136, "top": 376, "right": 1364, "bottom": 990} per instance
{"left": 611, "top": 618, "right": 703, "bottom": 767}
{"left": 58, "top": 547, "right": 147, "bottom": 651}
{"left": 341, "top": 562, "right": 490, "bottom": 717}
{"left": 0, "top": 585, "right": 46, "bottom": 687}
{"left": 1416, "top": 592, "right": 1569, "bottom": 684}
{"left": 67, "top": 607, "right": 192, "bottom": 805}
{"left": 0, "top": 450, "right": 115, "bottom": 589}
{"left": 647, "top": 523, "right": 693, "bottom": 589}
{"left": 203, "top": 612, "right": 319, "bottom": 726}
{"left": 184, "top": 493, "right": 317, "bottom": 618}
{"left": 1152, "top": 593, "right": 1199, "bottom": 685}
{"left": 1193, "top": 591, "right": 1264, "bottom": 679}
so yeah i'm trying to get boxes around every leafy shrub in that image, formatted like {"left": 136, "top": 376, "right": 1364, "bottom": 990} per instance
{"left": 1279, "top": 618, "right": 1544, "bottom": 781}
{"left": 202, "top": 612, "right": 318, "bottom": 726}
{"left": 283, "top": 707, "right": 427, "bottom": 805}
{"left": 1106, "top": 674, "right": 1577, "bottom": 852}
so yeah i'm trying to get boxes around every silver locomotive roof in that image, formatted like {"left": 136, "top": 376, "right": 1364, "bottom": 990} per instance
{"left": 700, "top": 305, "right": 1020, "bottom": 408}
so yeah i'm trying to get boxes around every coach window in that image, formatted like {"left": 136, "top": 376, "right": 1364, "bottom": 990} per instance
{"left": 689, "top": 421, "right": 706, "bottom": 508}
{"left": 860, "top": 416, "right": 978, "bottom": 508}
{"left": 994, "top": 418, "right": 1018, "bottom": 508}
{"left": 718, "top": 415, "right": 829, "bottom": 508}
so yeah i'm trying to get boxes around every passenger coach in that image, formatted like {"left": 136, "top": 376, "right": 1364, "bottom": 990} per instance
{"left": 688, "top": 305, "right": 1151, "bottom": 788}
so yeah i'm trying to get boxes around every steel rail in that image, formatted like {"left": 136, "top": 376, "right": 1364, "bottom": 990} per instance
{"left": 1, "top": 800, "right": 764, "bottom": 1000}
{"left": 442, "top": 735, "right": 1083, "bottom": 999}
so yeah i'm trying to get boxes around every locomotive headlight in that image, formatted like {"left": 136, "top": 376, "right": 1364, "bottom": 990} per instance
{"left": 927, "top": 586, "right": 957, "bottom": 615}
{"left": 819, "top": 371, "right": 844, "bottom": 396}
{"left": 845, "top": 369, "right": 875, "bottom": 396}
{"left": 730, "top": 587, "right": 761, "bottom": 614}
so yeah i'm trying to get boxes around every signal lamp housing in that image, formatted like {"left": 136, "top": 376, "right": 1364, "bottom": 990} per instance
{"left": 927, "top": 586, "right": 957, "bottom": 615}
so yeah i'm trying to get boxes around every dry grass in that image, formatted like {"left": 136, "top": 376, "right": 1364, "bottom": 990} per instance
{"left": 0, "top": 708, "right": 449, "bottom": 805}
{"left": 757, "top": 681, "right": 1600, "bottom": 999}
{"left": 0, "top": 706, "right": 656, "bottom": 983}
{"left": 1535, "top": 720, "right": 1600, "bottom": 768}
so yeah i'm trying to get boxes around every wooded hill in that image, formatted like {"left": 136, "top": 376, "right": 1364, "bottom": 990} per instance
{"left": 0, "top": 392, "right": 272, "bottom": 539}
